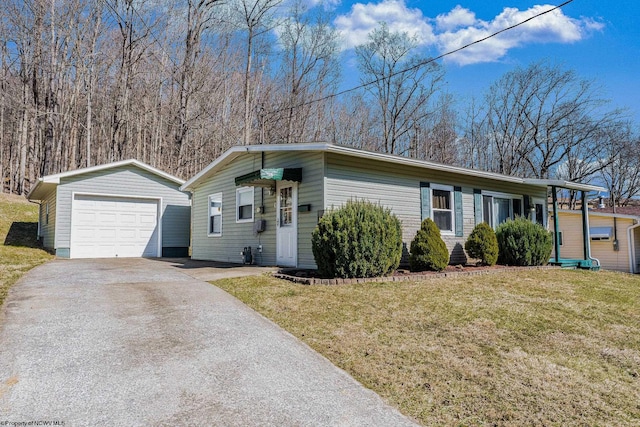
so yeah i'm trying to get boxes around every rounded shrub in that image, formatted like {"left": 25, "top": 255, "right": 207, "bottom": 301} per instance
{"left": 311, "top": 200, "right": 403, "bottom": 278}
{"left": 409, "top": 218, "right": 450, "bottom": 272}
{"left": 465, "top": 222, "right": 499, "bottom": 266}
{"left": 495, "top": 217, "right": 553, "bottom": 266}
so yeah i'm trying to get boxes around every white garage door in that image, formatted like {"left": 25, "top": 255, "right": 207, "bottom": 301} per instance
{"left": 70, "top": 194, "right": 159, "bottom": 258}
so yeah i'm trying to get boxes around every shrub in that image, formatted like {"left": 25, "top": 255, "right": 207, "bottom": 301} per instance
{"left": 495, "top": 217, "right": 553, "bottom": 266}
{"left": 311, "top": 200, "right": 403, "bottom": 278}
{"left": 409, "top": 218, "right": 450, "bottom": 272}
{"left": 465, "top": 222, "right": 499, "bottom": 266}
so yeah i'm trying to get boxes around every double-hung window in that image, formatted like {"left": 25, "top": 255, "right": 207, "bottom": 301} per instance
{"left": 208, "top": 193, "right": 222, "bottom": 236}
{"left": 431, "top": 184, "right": 454, "bottom": 234}
{"left": 236, "top": 187, "right": 254, "bottom": 222}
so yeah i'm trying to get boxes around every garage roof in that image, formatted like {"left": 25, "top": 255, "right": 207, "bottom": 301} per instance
{"left": 27, "top": 159, "right": 185, "bottom": 201}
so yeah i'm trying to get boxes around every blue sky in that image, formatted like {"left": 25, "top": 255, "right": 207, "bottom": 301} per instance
{"left": 313, "top": 0, "right": 640, "bottom": 122}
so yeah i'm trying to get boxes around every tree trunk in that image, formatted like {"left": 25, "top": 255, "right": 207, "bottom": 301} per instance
{"left": 243, "top": 27, "right": 253, "bottom": 145}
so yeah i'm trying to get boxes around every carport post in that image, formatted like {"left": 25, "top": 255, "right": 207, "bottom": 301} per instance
{"left": 581, "top": 190, "right": 589, "bottom": 261}
{"left": 552, "top": 186, "right": 560, "bottom": 262}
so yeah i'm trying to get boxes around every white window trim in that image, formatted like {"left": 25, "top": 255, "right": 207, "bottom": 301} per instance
{"left": 430, "top": 183, "right": 455, "bottom": 235}
{"left": 208, "top": 193, "right": 223, "bottom": 237}
{"left": 482, "top": 190, "right": 524, "bottom": 201}
{"left": 236, "top": 187, "right": 254, "bottom": 223}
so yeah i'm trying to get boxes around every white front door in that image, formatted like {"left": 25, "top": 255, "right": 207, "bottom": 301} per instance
{"left": 276, "top": 181, "right": 297, "bottom": 267}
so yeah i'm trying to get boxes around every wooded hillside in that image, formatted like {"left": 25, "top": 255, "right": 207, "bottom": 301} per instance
{"left": 1, "top": 0, "right": 637, "bottom": 205}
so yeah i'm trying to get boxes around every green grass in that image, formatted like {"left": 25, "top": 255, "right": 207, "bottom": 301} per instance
{"left": 0, "top": 193, "right": 53, "bottom": 307}
{"left": 214, "top": 270, "right": 640, "bottom": 426}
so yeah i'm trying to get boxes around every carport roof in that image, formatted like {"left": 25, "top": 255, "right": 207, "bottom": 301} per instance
{"left": 27, "top": 159, "right": 185, "bottom": 201}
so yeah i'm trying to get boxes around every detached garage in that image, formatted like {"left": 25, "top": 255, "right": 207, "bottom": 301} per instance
{"left": 27, "top": 160, "right": 191, "bottom": 259}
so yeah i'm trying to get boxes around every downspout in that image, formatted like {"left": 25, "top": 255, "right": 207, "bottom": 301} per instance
{"left": 613, "top": 204, "right": 619, "bottom": 251}
{"left": 188, "top": 190, "right": 194, "bottom": 257}
{"left": 582, "top": 191, "right": 600, "bottom": 269}
{"left": 261, "top": 151, "right": 265, "bottom": 210}
{"left": 627, "top": 222, "right": 640, "bottom": 274}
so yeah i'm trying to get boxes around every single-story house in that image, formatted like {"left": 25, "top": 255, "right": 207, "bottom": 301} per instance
{"left": 180, "top": 143, "right": 602, "bottom": 269}
{"left": 550, "top": 209, "right": 640, "bottom": 273}
{"left": 27, "top": 159, "right": 191, "bottom": 258}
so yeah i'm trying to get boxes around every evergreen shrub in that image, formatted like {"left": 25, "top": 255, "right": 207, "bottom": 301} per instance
{"left": 409, "top": 218, "right": 450, "bottom": 272}
{"left": 496, "top": 217, "right": 553, "bottom": 266}
{"left": 465, "top": 222, "right": 499, "bottom": 266}
{"left": 311, "top": 200, "right": 403, "bottom": 278}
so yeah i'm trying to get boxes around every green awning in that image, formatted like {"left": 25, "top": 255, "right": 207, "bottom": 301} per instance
{"left": 234, "top": 168, "right": 302, "bottom": 187}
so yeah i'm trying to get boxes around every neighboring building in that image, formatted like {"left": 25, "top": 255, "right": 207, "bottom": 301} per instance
{"left": 551, "top": 210, "right": 640, "bottom": 273}
{"left": 181, "top": 143, "right": 601, "bottom": 269}
{"left": 27, "top": 160, "right": 191, "bottom": 259}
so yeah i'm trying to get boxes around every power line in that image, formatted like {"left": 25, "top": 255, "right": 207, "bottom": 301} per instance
{"left": 100, "top": 0, "right": 576, "bottom": 130}
{"left": 265, "top": 0, "right": 575, "bottom": 117}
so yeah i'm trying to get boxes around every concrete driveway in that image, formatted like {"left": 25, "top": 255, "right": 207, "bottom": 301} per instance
{"left": 0, "top": 258, "right": 417, "bottom": 426}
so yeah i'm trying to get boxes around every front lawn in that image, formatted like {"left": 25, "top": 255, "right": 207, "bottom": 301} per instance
{"left": 214, "top": 270, "right": 640, "bottom": 426}
{"left": 0, "top": 193, "right": 53, "bottom": 307}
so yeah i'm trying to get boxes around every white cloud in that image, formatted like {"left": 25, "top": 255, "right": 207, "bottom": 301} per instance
{"left": 435, "top": 5, "right": 477, "bottom": 32}
{"left": 334, "top": 0, "right": 435, "bottom": 49}
{"left": 438, "top": 5, "right": 604, "bottom": 65}
{"left": 333, "top": 1, "right": 604, "bottom": 65}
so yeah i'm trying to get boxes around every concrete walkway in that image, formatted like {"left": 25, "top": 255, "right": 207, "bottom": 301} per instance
{"left": 0, "top": 258, "right": 417, "bottom": 426}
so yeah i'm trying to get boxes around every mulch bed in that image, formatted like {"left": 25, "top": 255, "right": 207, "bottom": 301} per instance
{"left": 273, "top": 264, "right": 560, "bottom": 285}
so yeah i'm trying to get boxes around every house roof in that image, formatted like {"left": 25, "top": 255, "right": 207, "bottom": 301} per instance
{"left": 27, "top": 159, "right": 185, "bottom": 201}
{"left": 590, "top": 206, "right": 640, "bottom": 217}
{"left": 558, "top": 209, "right": 640, "bottom": 220}
{"left": 180, "top": 143, "right": 605, "bottom": 193}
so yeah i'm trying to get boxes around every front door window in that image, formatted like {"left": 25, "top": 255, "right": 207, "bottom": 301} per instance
{"left": 279, "top": 187, "right": 293, "bottom": 227}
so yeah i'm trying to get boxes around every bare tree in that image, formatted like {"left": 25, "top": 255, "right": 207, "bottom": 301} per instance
{"left": 416, "top": 93, "right": 459, "bottom": 164}
{"left": 459, "top": 96, "right": 490, "bottom": 170}
{"left": 329, "top": 92, "right": 378, "bottom": 150}
{"left": 269, "top": 1, "right": 338, "bottom": 143}
{"left": 8, "top": 1, "right": 639, "bottom": 201}
{"left": 599, "top": 125, "right": 640, "bottom": 206}
{"left": 228, "top": 0, "right": 283, "bottom": 145}
{"left": 171, "top": 0, "right": 223, "bottom": 174}
{"left": 478, "top": 61, "right": 625, "bottom": 178}
{"left": 355, "top": 23, "right": 443, "bottom": 155}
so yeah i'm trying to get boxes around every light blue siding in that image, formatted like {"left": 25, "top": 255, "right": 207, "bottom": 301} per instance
{"left": 55, "top": 166, "right": 190, "bottom": 256}
{"left": 324, "top": 153, "right": 546, "bottom": 264}
{"left": 38, "top": 188, "right": 57, "bottom": 250}
{"left": 190, "top": 148, "right": 547, "bottom": 268}
{"left": 191, "top": 151, "right": 324, "bottom": 268}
